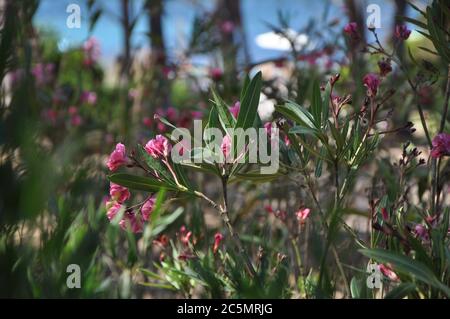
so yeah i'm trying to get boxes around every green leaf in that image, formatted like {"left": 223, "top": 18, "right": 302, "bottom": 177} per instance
{"left": 289, "top": 125, "right": 319, "bottom": 136}
{"left": 108, "top": 173, "right": 179, "bottom": 192}
{"left": 229, "top": 171, "right": 283, "bottom": 184}
{"left": 277, "top": 101, "right": 316, "bottom": 129}
{"left": 311, "top": 80, "right": 322, "bottom": 127}
{"left": 211, "top": 87, "right": 235, "bottom": 129}
{"left": 350, "top": 276, "right": 370, "bottom": 299}
{"left": 384, "top": 283, "right": 416, "bottom": 299}
{"left": 235, "top": 71, "right": 262, "bottom": 130}
{"left": 359, "top": 248, "right": 450, "bottom": 297}
{"left": 137, "top": 145, "right": 174, "bottom": 184}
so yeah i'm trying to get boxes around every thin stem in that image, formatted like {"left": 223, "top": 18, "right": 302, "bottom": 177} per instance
{"left": 291, "top": 236, "right": 307, "bottom": 298}
{"left": 220, "top": 177, "right": 257, "bottom": 278}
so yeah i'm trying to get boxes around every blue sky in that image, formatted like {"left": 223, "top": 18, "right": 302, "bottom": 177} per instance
{"left": 34, "top": 0, "right": 424, "bottom": 65}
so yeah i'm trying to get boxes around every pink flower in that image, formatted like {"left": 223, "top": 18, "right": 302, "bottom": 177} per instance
{"left": 106, "top": 201, "right": 124, "bottom": 221}
{"left": 220, "top": 20, "right": 235, "bottom": 34}
{"left": 431, "top": 133, "right": 450, "bottom": 158}
{"left": 395, "top": 25, "right": 411, "bottom": 40}
{"left": 191, "top": 111, "right": 203, "bottom": 119}
{"left": 179, "top": 226, "right": 192, "bottom": 246}
{"left": 284, "top": 135, "right": 291, "bottom": 147}
{"left": 143, "top": 116, "right": 153, "bottom": 127}
{"left": 221, "top": 135, "right": 232, "bottom": 160}
{"left": 70, "top": 114, "right": 82, "bottom": 127}
{"left": 178, "top": 251, "right": 195, "bottom": 261}
{"left": 213, "top": 233, "right": 224, "bottom": 254}
{"left": 144, "top": 135, "right": 172, "bottom": 159}
{"left": 141, "top": 195, "right": 156, "bottom": 221}
{"left": 379, "top": 264, "right": 399, "bottom": 281}
{"left": 119, "top": 212, "right": 143, "bottom": 233}
{"left": 414, "top": 224, "right": 429, "bottom": 242}
{"left": 166, "top": 106, "right": 178, "bottom": 122}
{"left": 68, "top": 106, "right": 78, "bottom": 116}
{"left": 153, "top": 234, "right": 169, "bottom": 247}
{"left": 343, "top": 22, "right": 359, "bottom": 39}
{"left": 378, "top": 59, "right": 392, "bottom": 76}
{"left": 107, "top": 143, "right": 127, "bottom": 171}
{"left": 83, "top": 37, "right": 101, "bottom": 66}
{"left": 265, "top": 205, "right": 274, "bottom": 214}
{"left": 381, "top": 207, "right": 389, "bottom": 221}
{"left": 42, "top": 108, "right": 58, "bottom": 124}
{"left": 229, "top": 101, "right": 240, "bottom": 118}
{"left": 296, "top": 208, "right": 311, "bottom": 224}
{"left": 109, "top": 182, "right": 131, "bottom": 203}
{"left": 210, "top": 68, "right": 223, "bottom": 81}
{"left": 80, "top": 91, "right": 97, "bottom": 105}
{"left": 363, "top": 73, "right": 380, "bottom": 97}
{"left": 32, "top": 63, "right": 55, "bottom": 86}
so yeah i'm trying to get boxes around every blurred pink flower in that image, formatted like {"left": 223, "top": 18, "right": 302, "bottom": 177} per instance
{"left": 32, "top": 63, "right": 55, "bottom": 86}
{"left": 42, "top": 108, "right": 58, "bottom": 125}
{"left": 70, "top": 114, "right": 82, "bottom": 127}
{"left": 221, "top": 135, "right": 232, "bottom": 160}
{"left": 378, "top": 59, "right": 392, "bottom": 76}
{"left": 107, "top": 143, "right": 127, "bottom": 171}
{"left": 296, "top": 208, "right": 311, "bottom": 224}
{"left": 431, "top": 133, "right": 450, "bottom": 158}
{"left": 106, "top": 201, "right": 123, "bottom": 221}
{"left": 119, "top": 212, "right": 143, "bottom": 233}
{"left": 109, "top": 182, "right": 131, "bottom": 203}
{"left": 414, "top": 224, "right": 429, "bottom": 242}
{"left": 210, "top": 68, "right": 223, "bottom": 81}
{"left": 83, "top": 37, "right": 101, "bottom": 66}
{"left": 166, "top": 106, "right": 178, "bottom": 122}
{"left": 220, "top": 20, "right": 235, "bottom": 34}
{"left": 229, "top": 101, "right": 240, "bottom": 118}
{"left": 343, "top": 22, "right": 359, "bottom": 39}
{"left": 80, "top": 91, "right": 97, "bottom": 105}
{"left": 145, "top": 135, "right": 172, "bottom": 159}
{"left": 191, "top": 111, "right": 203, "bottom": 119}
{"left": 363, "top": 73, "right": 380, "bottom": 97}
{"left": 381, "top": 207, "right": 389, "bottom": 221}
{"left": 68, "top": 106, "right": 78, "bottom": 116}
{"left": 213, "top": 233, "right": 224, "bottom": 254}
{"left": 379, "top": 264, "right": 399, "bottom": 281}
{"left": 141, "top": 195, "right": 156, "bottom": 221}
{"left": 179, "top": 226, "right": 192, "bottom": 246}
{"left": 395, "top": 25, "right": 411, "bottom": 40}
{"left": 143, "top": 116, "right": 153, "bottom": 128}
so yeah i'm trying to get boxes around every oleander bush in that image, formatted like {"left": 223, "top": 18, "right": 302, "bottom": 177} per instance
{"left": 0, "top": 0, "right": 449, "bottom": 299}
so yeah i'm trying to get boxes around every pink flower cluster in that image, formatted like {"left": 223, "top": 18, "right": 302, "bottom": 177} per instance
{"left": 431, "top": 133, "right": 450, "bottom": 158}
{"left": 83, "top": 37, "right": 101, "bottom": 67}
{"left": 394, "top": 25, "right": 411, "bottom": 41}
{"left": 107, "top": 143, "right": 127, "bottom": 171}
{"left": 343, "top": 22, "right": 359, "bottom": 40}
{"left": 145, "top": 134, "right": 172, "bottom": 159}
{"left": 105, "top": 182, "right": 156, "bottom": 233}
{"left": 80, "top": 90, "right": 97, "bottom": 105}
{"left": 32, "top": 63, "right": 55, "bottom": 86}
{"left": 363, "top": 73, "right": 380, "bottom": 97}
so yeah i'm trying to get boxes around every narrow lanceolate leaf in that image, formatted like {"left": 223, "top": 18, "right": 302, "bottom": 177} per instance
{"left": 211, "top": 87, "right": 235, "bottom": 129}
{"left": 229, "top": 171, "right": 284, "bottom": 184}
{"left": 359, "top": 249, "right": 450, "bottom": 297}
{"left": 384, "top": 283, "right": 416, "bottom": 299}
{"left": 137, "top": 145, "right": 174, "bottom": 184}
{"left": 235, "top": 71, "right": 262, "bottom": 130}
{"left": 277, "top": 101, "right": 316, "bottom": 129}
{"left": 108, "top": 173, "right": 179, "bottom": 192}
{"left": 240, "top": 73, "right": 251, "bottom": 102}
{"left": 311, "top": 80, "right": 322, "bottom": 127}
